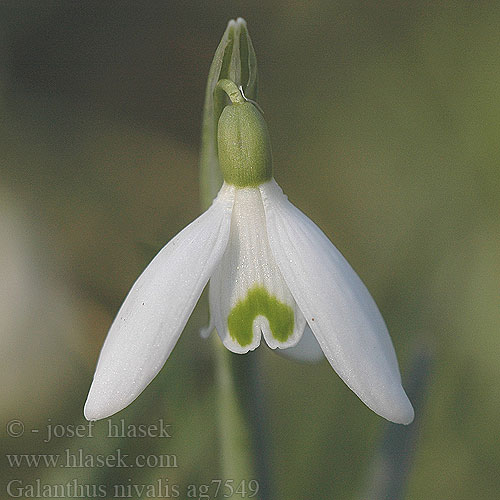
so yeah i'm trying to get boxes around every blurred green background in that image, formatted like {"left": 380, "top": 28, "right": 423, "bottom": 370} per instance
{"left": 1, "top": 1, "right": 499, "bottom": 499}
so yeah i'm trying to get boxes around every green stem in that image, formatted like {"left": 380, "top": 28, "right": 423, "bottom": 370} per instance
{"left": 212, "top": 336, "right": 255, "bottom": 481}
{"left": 215, "top": 78, "right": 246, "bottom": 105}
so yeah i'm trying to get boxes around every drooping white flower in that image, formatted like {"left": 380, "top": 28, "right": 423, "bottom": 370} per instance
{"left": 84, "top": 81, "right": 414, "bottom": 425}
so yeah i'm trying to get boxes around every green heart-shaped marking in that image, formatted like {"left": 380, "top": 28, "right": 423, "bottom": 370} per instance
{"left": 227, "top": 285, "right": 294, "bottom": 346}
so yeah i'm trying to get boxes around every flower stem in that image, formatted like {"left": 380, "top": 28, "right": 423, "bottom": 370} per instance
{"left": 215, "top": 78, "right": 246, "bottom": 105}
{"left": 212, "top": 336, "right": 255, "bottom": 482}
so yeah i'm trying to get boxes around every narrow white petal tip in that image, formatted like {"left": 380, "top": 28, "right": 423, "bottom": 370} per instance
{"left": 83, "top": 401, "right": 103, "bottom": 422}
{"left": 384, "top": 392, "right": 415, "bottom": 425}
{"left": 83, "top": 384, "right": 137, "bottom": 421}
{"left": 200, "top": 324, "right": 213, "bottom": 339}
{"left": 400, "top": 405, "right": 415, "bottom": 426}
{"left": 83, "top": 394, "right": 114, "bottom": 422}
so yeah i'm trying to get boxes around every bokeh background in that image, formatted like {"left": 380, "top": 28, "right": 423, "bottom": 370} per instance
{"left": 1, "top": 2, "right": 499, "bottom": 499}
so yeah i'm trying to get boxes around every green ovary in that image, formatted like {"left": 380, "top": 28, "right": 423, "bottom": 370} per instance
{"left": 227, "top": 285, "right": 294, "bottom": 346}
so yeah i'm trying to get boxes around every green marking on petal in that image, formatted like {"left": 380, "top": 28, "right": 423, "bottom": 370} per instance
{"left": 227, "top": 285, "right": 294, "bottom": 346}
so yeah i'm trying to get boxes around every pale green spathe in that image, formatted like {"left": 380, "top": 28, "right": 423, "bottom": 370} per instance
{"left": 199, "top": 18, "right": 258, "bottom": 209}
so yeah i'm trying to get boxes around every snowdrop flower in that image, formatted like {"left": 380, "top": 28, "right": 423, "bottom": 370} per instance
{"left": 84, "top": 80, "right": 414, "bottom": 425}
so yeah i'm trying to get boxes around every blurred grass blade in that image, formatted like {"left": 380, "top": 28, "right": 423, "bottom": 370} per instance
{"left": 199, "top": 17, "right": 258, "bottom": 209}
{"left": 362, "top": 343, "right": 433, "bottom": 500}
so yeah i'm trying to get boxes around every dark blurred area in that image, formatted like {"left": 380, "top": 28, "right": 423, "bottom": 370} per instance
{"left": 1, "top": 2, "right": 499, "bottom": 499}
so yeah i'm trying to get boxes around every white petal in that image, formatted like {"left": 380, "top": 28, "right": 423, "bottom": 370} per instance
{"left": 199, "top": 317, "right": 214, "bottom": 339}
{"left": 260, "top": 180, "right": 414, "bottom": 424}
{"left": 277, "top": 324, "right": 325, "bottom": 363}
{"left": 84, "top": 185, "right": 235, "bottom": 420}
{"left": 209, "top": 187, "right": 306, "bottom": 354}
